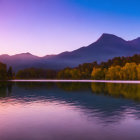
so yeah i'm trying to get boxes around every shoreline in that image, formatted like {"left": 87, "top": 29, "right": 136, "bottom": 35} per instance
{"left": 9, "top": 79, "right": 140, "bottom": 84}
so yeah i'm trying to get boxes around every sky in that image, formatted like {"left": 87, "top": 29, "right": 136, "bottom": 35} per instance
{"left": 0, "top": 0, "right": 140, "bottom": 56}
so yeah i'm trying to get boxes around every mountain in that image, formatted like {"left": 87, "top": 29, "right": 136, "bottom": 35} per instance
{"left": 1, "top": 33, "right": 140, "bottom": 71}
{"left": 0, "top": 53, "right": 40, "bottom": 71}
{"left": 128, "top": 37, "right": 140, "bottom": 48}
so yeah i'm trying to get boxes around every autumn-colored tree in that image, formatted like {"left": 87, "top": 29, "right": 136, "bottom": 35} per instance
{"left": 15, "top": 54, "right": 140, "bottom": 80}
{"left": 121, "top": 63, "right": 137, "bottom": 80}
{"left": 137, "top": 64, "right": 140, "bottom": 80}
{"left": 91, "top": 68, "right": 106, "bottom": 80}
{"left": 105, "top": 65, "right": 121, "bottom": 80}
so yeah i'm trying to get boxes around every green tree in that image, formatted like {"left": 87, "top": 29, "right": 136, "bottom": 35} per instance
{"left": 7, "top": 66, "right": 13, "bottom": 79}
{"left": 0, "top": 62, "right": 7, "bottom": 80}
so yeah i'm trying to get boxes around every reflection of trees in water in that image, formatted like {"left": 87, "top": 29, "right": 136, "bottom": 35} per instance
{"left": 1, "top": 82, "right": 140, "bottom": 124}
{"left": 16, "top": 82, "right": 55, "bottom": 89}
{"left": 1, "top": 81, "right": 140, "bottom": 102}
{"left": 56, "top": 82, "right": 140, "bottom": 123}
{"left": 0, "top": 82, "right": 12, "bottom": 97}
{"left": 91, "top": 83, "right": 140, "bottom": 101}
{"left": 15, "top": 82, "right": 91, "bottom": 92}
{"left": 57, "top": 82, "right": 91, "bottom": 91}
{"left": 15, "top": 82, "right": 140, "bottom": 102}
{"left": 56, "top": 82, "right": 140, "bottom": 102}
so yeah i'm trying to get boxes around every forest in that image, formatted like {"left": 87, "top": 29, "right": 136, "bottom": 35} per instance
{"left": 0, "top": 62, "right": 13, "bottom": 80}
{"left": 57, "top": 54, "right": 140, "bottom": 80}
{"left": 91, "top": 63, "right": 140, "bottom": 80}
{"left": 16, "top": 68, "right": 57, "bottom": 79}
{"left": 1, "top": 54, "right": 140, "bottom": 80}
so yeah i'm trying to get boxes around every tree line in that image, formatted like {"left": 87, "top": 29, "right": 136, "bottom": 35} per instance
{"left": 1, "top": 54, "right": 140, "bottom": 80}
{"left": 16, "top": 68, "right": 57, "bottom": 79}
{"left": 57, "top": 54, "right": 140, "bottom": 80}
{"left": 15, "top": 62, "right": 97, "bottom": 79}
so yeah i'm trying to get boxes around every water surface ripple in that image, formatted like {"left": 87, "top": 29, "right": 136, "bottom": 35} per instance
{"left": 0, "top": 82, "right": 140, "bottom": 140}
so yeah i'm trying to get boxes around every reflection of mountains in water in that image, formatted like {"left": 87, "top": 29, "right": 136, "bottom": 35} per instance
{"left": 1, "top": 82, "right": 140, "bottom": 123}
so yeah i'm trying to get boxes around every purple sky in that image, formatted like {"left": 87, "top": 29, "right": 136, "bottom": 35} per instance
{"left": 0, "top": 0, "right": 140, "bottom": 56}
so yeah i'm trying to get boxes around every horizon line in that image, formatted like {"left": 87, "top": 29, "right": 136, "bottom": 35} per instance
{"left": 0, "top": 33, "right": 140, "bottom": 57}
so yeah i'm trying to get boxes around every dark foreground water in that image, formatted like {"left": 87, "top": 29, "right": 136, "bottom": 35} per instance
{"left": 1, "top": 82, "right": 140, "bottom": 140}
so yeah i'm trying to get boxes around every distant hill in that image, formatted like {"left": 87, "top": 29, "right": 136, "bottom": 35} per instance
{"left": 1, "top": 33, "right": 140, "bottom": 71}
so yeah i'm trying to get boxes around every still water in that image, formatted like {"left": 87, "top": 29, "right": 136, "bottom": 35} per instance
{"left": 1, "top": 82, "right": 140, "bottom": 140}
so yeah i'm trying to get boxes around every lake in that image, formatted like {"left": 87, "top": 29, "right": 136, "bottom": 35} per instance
{"left": 0, "top": 81, "right": 140, "bottom": 140}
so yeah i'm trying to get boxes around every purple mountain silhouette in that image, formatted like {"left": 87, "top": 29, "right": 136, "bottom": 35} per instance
{"left": 0, "top": 33, "right": 140, "bottom": 71}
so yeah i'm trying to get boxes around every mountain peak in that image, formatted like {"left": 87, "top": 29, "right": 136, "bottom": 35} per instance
{"left": 101, "top": 33, "right": 116, "bottom": 37}
{"left": 95, "top": 33, "right": 126, "bottom": 46}
{"left": 19, "top": 52, "right": 32, "bottom": 55}
{"left": 13, "top": 52, "right": 35, "bottom": 57}
{"left": 0, "top": 33, "right": 140, "bottom": 71}
{"left": 99, "top": 33, "right": 125, "bottom": 41}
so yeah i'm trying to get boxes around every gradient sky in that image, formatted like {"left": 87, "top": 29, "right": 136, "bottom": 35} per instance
{"left": 0, "top": 0, "right": 140, "bottom": 56}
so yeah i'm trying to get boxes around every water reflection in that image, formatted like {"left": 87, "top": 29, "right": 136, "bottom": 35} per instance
{"left": 91, "top": 82, "right": 140, "bottom": 101}
{"left": 0, "top": 82, "right": 140, "bottom": 139}
{"left": 1, "top": 82, "right": 140, "bottom": 119}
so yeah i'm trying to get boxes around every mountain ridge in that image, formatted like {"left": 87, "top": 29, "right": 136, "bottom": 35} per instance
{"left": 1, "top": 33, "right": 140, "bottom": 71}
